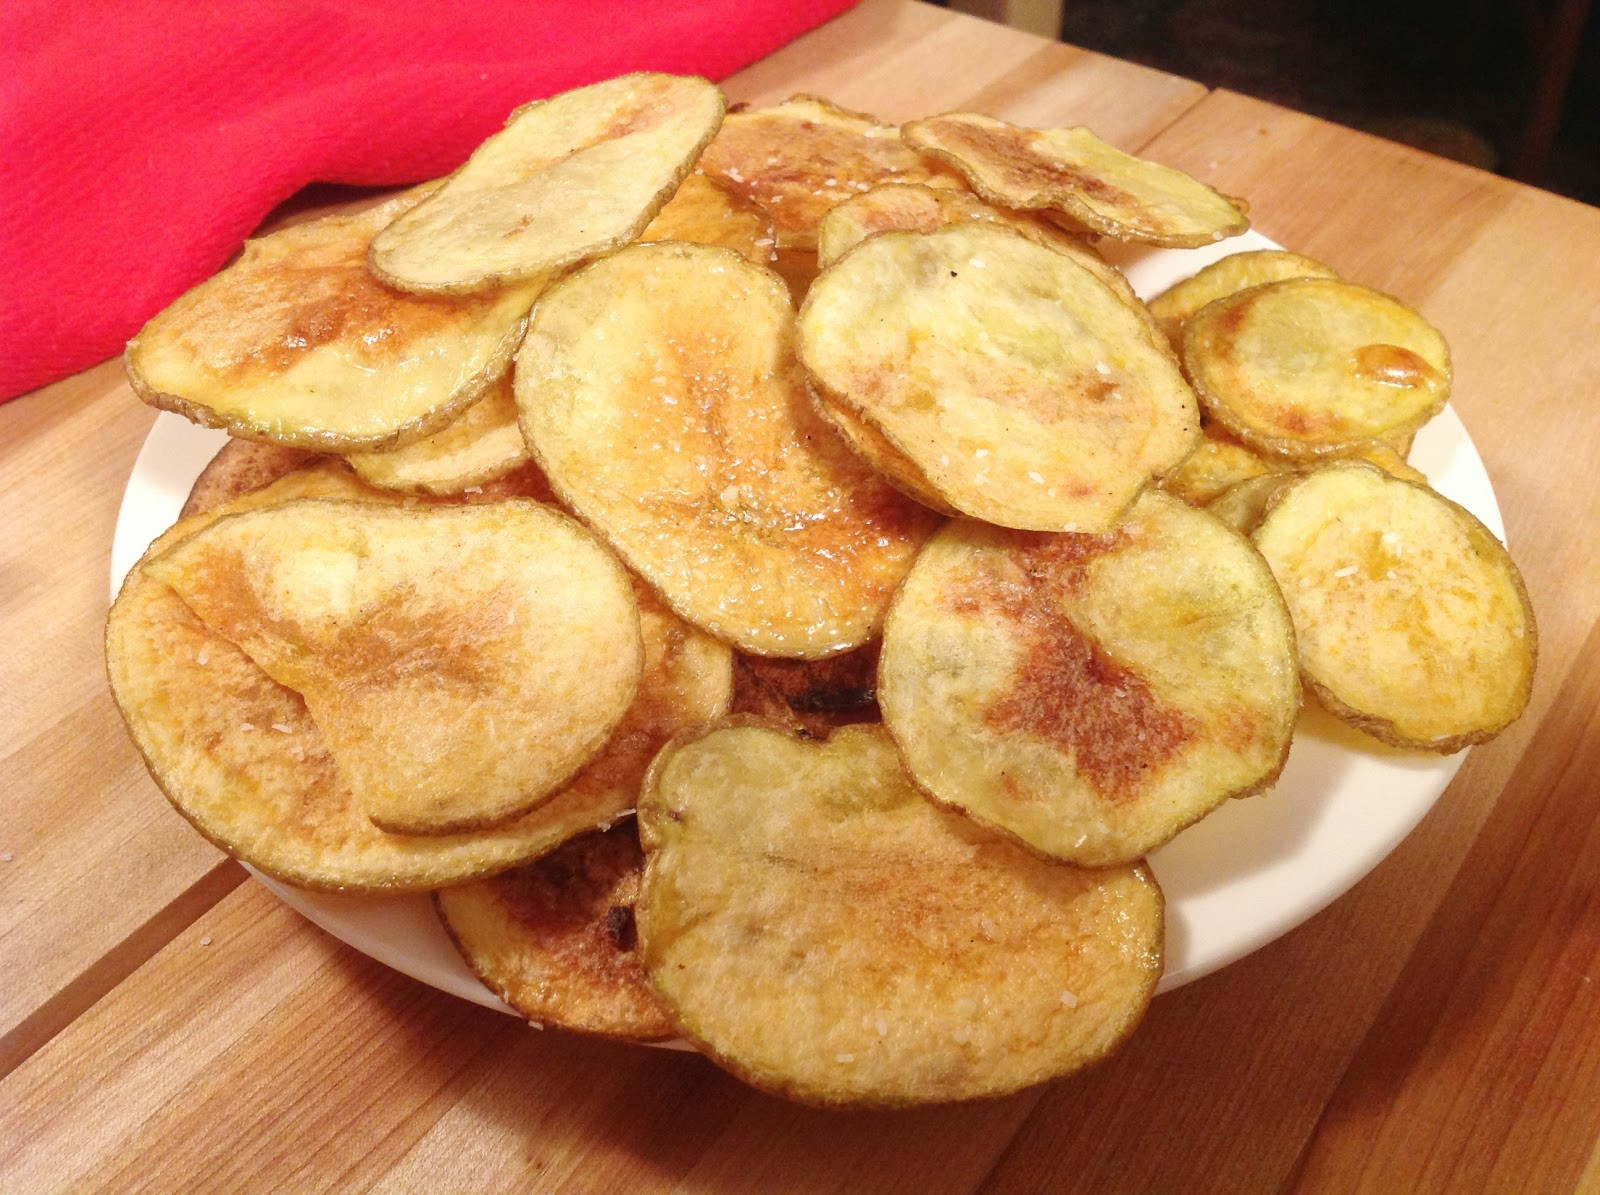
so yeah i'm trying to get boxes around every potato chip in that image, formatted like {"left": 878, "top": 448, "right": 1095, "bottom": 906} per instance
{"left": 1159, "top": 425, "right": 1278, "bottom": 507}
{"left": 697, "top": 95, "right": 964, "bottom": 250}
{"left": 1147, "top": 249, "right": 1338, "bottom": 348}
{"left": 817, "top": 182, "right": 1168, "bottom": 353}
{"left": 879, "top": 491, "right": 1299, "bottom": 866}
{"left": 1205, "top": 472, "right": 1298, "bottom": 534}
{"left": 370, "top": 74, "right": 725, "bottom": 293}
{"left": 1165, "top": 421, "right": 1427, "bottom": 511}
{"left": 108, "top": 485, "right": 672, "bottom": 891}
{"left": 437, "top": 824, "right": 676, "bottom": 1042}
{"left": 345, "top": 372, "right": 528, "bottom": 494}
{"left": 636, "top": 722, "right": 1163, "bottom": 1106}
{"left": 729, "top": 641, "right": 880, "bottom": 737}
{"left": 639, "top": 170, "right": 776, "bottom": 264}
{"left": 127, "top": 188, "right": 545, "bottom": 452}
{"left": 1252, "top": 463, "right": 1535, "bottom": 750}
{"left": 798, "top": 223, "right": 1199, "bottom": 532}
{"left": 518, "top": 241, "right": 941, "bottom": 658}
{"left": 902, "top": 113, "right": 1248, "bottom": 247}
{"left": 181, "top": 439, "right": 323, "bottom": 518}
{"left": 808, "top": 390, "right": 960, "bottom": 514}
{"left": 143, "top": 499, "right": 643, "bottom": 835}
{"left": 1182, "top": 277, "right": 1452, "bottom": 458}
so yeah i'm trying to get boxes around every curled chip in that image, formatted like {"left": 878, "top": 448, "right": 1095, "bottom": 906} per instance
{"left": 345, "top": 372, "right": 529, "bottom": 494}
{"left": 639, "top": 171, "right": 776, "bottom": 265}
{"left": 816, "top": 182, "right": 1166, "bottom": 350}
{"left": 436, "top": 824, "right": 675, "bottom": 1041}
{"left": 1182, "top": 277, "right": 1452, "bottom": 458}
{"left": 697, "top": 95, "right": 964, "bottom": 250}
{"left": 127, "top": 188, "right": 544, "bottom": 452}
{"left": 371, "top": 74, "right": 725, "bottom": 294}
{"left": 798, "top": 223, "right": 1199, "bottom": 532}
{"left": 518, "top": 241, "right": 941, "bottom": 658}
{"left": 1252, "top": 463, "right": 1535, "bottom": 751}
{"left": 902, "top": 113, "right": 1248, "bottom": 247}
{"left": 1164, "top": 423, "right": 1427, "bottom": 511}
{"left": 637, "top": 722, "right": 1163, "bottom": 1107}
{"left": 1147, "top": 249, "right": 1338, "bottom": 349}
{"left": 143, "top": 499, "right": 643, "bottom": 835}
{"left": 879, "top": 490, "right": 1299, "bottom": 866}
{"left": 809, "top": 390, "right": 959, "bottom": 515}
{"left": 107, "top": 480, "right": 637, "bottom": 890}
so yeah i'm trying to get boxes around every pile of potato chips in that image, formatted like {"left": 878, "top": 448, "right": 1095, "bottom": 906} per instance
{"left": 108, "top": 73, "right": 1535, "bottom": 1107}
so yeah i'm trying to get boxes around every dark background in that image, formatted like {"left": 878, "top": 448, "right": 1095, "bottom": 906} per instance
{"left": 998, "top": 0, "right": 1599, "bottom": 206}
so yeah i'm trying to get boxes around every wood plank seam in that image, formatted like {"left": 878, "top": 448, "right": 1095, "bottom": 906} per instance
{"left": 0, "top": 859, "right": 247, "bottom": 1080}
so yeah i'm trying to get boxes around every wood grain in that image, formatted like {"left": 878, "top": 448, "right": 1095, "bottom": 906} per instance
{"left": 0, "top": 366, "right": 236, "bottom": 1075}
{"left": 1287, "top": 617, "right": 1600, "bottom": 1194}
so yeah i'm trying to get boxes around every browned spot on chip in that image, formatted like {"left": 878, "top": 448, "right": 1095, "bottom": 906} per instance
{"left": 947, "top": 532, "right": 1197, "bottom": 803}
{"left": 698, "top": 97, "right": 963, "bottom": 249}
{"left": 183, "top": 244, "right": 503, "bottom": 379}
{"left": 439, "top": 824, "right": 673, "bottom": 1040}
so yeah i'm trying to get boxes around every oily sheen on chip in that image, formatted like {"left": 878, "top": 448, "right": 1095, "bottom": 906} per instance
{"left": 127, "top": 187, "right": 545, "bottom": 452}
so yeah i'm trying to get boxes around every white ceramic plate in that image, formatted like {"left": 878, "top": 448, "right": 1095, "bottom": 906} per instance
{"left": 110, "top": 230, "right": 1501, "bottom": 1012}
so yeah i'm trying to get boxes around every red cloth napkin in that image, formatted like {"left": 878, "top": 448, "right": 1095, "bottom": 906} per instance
{"left": 0, "top": 0, "right": 856, "bottom": 403}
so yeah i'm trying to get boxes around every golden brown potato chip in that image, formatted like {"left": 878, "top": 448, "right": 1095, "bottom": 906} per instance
{"left": 1165, "top": 421, "right": 1427, "bottom": 511}
{"left": 518, "top": 241, "right": 941, "bottom": 658}
{"left": 639, "top": 170, "right": 776, "bottom": 264}
{"left": 127, "top": 188, "right": 545, "bottom": 452}
{"left": 1357, "top": 442, "right": 1427, "bottom": 485}
{"left": 143, "top": 499, "right": 643, "bottom": 835}
{"left": 1183, "top": 277, "right": 1452, "bottom": 458}
{"left": 729, "top": 641, "right": 881, "bottom": 737}
{"left": 108, "top": 486, "right": 694, "bottom": 891}
{"left": 880, "top": 491, "right": 1300, "bottom": 866}
{"left": 637, "top": 722, "right": 1164, "bottom": 1106}
{"left": 436, "top": 824, "right": 675, "bottom": 1041}
{"left": 181, "top": 439, "right": 324, "bottom": 518}
{"left": 817, "top": 182, "right": 1169, "bottom": 354}
{"left": 1205, "top": 472, "right": 1298, "bottom": 535}
{"left": 902, "top": 114, "right": 1248, "bottom": 247}
{"left": 697, "top": 95, "right": 964, "bottom": 250}
{"left": 370, "top": 74, "right": 725, "bottom": 293}
{"left": 798, "top": 223, "right": 1199, "bottom": 532}
{"left": 808, "top": 390, "right": 960, "bottom": 515}
{"left": 1252, "top": 463, "right": 1535, "bottom": 750}
{"left": 344, "top": 372, "right": 529, "bottom": 494}
{"left": 1159, "top": 425, "right": 1278, "bottom": 507}
{"left": 1147, "top": 249, "right": 1338, "bottom": 348}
